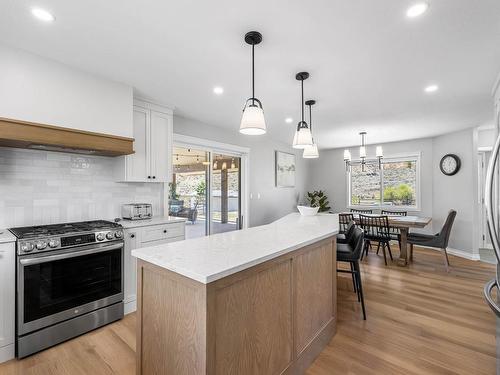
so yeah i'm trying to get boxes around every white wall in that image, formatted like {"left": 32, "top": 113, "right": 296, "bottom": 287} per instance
{"left": 0, "top": 44, "right": 133, "bottom": 137}
{"left": 432, "top": 129, "right": 476, "bottom": 253}
{"left": 0, "top": 147, "right": 163, "bottom": 228}
{"left": 308, "top": 129, "right": 477, "bottom": 253}
{"left": 174, "top": 116, "right": 309, "bottom": 227}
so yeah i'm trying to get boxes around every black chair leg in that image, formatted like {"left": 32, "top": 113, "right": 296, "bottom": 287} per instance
{"left": 376, "top": 242, "right": 380, "bottom": 255}
{"left": 354, "top": 261, "right": 366, "bottom": 320}
{"left": 387, "top": 241, "right": 393, "bottom": 261}
{"left": 350, "top": 262, "right": 357, "bottom": 293}
{"left": 382, "top": 242, "right": 387, "bottom": 265}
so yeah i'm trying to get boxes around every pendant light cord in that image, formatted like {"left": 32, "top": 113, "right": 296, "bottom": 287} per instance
{"left": 301, "top": 80, "right": 304, "bottom": 123}
{"left": 309, "top": 104, "right": 313, "bottom": 133}
{"left": 252, "top": 43, "right": 255, "bottom": 105}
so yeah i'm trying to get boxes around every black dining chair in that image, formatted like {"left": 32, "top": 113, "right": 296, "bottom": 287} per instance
{"left": 359, "top": 215, "right": 393, "bottom": 265}
{"left": 338, "top": 213, "right": 355, "bottom": 244}
{"left": 337, "top": 226, "right": 366, "bottom": 320}
{"left": 350, "top": 208, "right": 373, "bottom": 214}
{"left": 381, "top": 210, "right": 407, "bottom": 251}
{"left": 407, "top": 210, "right": 457, "bottom": 272}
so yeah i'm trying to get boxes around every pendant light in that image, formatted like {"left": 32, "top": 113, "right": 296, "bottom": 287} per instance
{"left": 239, "top": 31, "right": 266, "bottom": 135}
{"left": 292, "top": 72, "right": 313, "bottom": 148}
{"left": 303, "top": 100, "right": 319, "bottom": 158}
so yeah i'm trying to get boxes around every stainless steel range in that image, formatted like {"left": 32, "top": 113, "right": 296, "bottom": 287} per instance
{"left": 9, "top": 220, "right": 124, "bottom": 358}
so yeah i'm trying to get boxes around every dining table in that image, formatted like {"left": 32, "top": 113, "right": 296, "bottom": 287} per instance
{"left": 346, "top": 213, "right": 432, "bottom": 266}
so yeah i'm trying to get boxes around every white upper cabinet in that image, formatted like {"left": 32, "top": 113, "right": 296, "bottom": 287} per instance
{"left": 115, "top": 99, "right": 173, "bottom": 183}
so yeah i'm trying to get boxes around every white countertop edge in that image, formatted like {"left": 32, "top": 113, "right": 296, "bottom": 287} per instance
{"left": 0, "top": 230, "right": 16, "bottom": 243}
{"left": 132, "top": 230, "right": 337, "bottom": 284}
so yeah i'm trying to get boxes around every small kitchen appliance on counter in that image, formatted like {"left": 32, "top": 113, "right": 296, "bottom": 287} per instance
{"left": 121, "top": 203, "right": 153, "bottom": 220}
{"left": 9, "top": 220, "right": 124, "bottom": 358}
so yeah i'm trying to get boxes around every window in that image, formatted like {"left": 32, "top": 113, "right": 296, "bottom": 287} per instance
{"left": 349, "top": 154, "right": 419, "bottom": 209}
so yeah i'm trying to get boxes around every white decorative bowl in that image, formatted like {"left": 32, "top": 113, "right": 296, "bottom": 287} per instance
{"left": 297, "top": 205, "right": 320, "bottom": 216}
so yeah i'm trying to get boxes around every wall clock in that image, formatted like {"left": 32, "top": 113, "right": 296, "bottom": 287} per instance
{"left": 439, "top": 154, "right": 461, "bottom": 176}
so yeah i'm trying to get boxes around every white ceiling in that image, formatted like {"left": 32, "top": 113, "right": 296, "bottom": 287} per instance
{"left": 1, "top": 0, "right": 500, "bottom": 149}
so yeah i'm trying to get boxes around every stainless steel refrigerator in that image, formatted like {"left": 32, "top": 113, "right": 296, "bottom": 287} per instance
{"left": 484, "top": 125, "right": 500, "bottom": 373}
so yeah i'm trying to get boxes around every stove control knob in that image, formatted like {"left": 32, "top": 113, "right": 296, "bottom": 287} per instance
{"left": 106, "top": 232, "right": 114, "bottom": 240}
{"left": 48, "top": 239, "right": 60, "bottom": 248}
{"left": 96, "top": 233, "right": 105, "bottom": 241}
{"left": 36, "top": 241, "right": 47, "bottom": 250}
{"left": 21, "top": 242, "right": 34, "bottom": 253}
{"left": 114, "top": 231, "right": 123, "bottom": 239}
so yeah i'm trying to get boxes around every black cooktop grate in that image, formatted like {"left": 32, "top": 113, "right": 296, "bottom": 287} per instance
{"left": 9, "top": 220, "right": 121, "bottom": 239}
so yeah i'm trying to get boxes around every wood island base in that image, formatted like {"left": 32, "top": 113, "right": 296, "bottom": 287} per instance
{"left": 135, "top": 236, "right": 337, "bottom": 375}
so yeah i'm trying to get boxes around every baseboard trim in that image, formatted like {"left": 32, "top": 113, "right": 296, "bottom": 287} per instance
{"left": 124, "top": 300, "right": 136, "bottom": 315}
{"left": 420, "top": 246, "right": 480, "bottom": 261}
{"left": 0, "top": 344, "right": 15, "bottom": 364}
{"left": 386, "top": 240, "right": 481, "bottom": 261}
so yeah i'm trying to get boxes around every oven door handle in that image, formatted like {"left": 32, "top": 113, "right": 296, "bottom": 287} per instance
{"left": 19, "top": 243, "right": 124, "bottom": 266}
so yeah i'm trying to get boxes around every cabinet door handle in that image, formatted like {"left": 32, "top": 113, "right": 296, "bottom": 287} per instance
{"left": 130, "top": 234, "right": 135, "bottom": 238}
{"left": 153, "top": 176, "right": 156, "bottom": 179}
{"left": 163, "top": 230, "right": 167, "bottom": 233}
{"left": 147, "top": 176, "right": 151, "bottom": 179}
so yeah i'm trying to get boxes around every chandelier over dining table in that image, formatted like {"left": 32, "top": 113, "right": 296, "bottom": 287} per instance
{"left": 343, "top": 132, "right": 383, "bottom": 172}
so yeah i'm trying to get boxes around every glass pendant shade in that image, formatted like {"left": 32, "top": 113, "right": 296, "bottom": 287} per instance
{"left": 376, "top": 146, "right": 383, "bottom": 158}
{"left": 343, "top": 149, "right": 351, "bottom": 161}
{"left": 303, "top": 143, "right": 319, "bottom": 158}
{"left": 359, "top": 146, "right": 367, "bottom": 158}
{"left": 239, "top": 102, "right": 266, "bottom": 135}
{"left": 292, "top": 122, "right": 313, "bottom": 149}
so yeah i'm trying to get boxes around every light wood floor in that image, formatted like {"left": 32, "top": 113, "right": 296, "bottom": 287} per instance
{"left": 0, "top": 247, "right": 496, "bottom": 375}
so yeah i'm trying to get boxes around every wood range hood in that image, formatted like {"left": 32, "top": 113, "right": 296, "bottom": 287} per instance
{"left": 0, "top": 117, "right": 134, "bottom": 156}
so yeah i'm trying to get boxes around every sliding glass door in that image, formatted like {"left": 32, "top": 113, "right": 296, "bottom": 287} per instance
{"left": 171, "top": 145, "right": 244, "bottom": 239}
{"left": 170, "top": 147, "right": 209, "bottom": 239}
{"left": 211, "top": 154, "right": 241, "bottom": 234}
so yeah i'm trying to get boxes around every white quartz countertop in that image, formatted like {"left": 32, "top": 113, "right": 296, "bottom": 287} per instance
{"left": 0, "top": 230, "right": 16, "bottom": 243}
{"left": 118, "top": 216, "right": 186, "bottom": 229}
{"left": 132, "top": 213, "right": 339, "bottom": 284}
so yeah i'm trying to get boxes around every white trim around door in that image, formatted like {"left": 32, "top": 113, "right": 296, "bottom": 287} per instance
{"left": 171, "top": 133, "right": 251, "bottom": 231}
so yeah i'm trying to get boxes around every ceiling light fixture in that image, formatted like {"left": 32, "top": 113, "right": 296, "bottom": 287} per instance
{"left": 424, "top": 84, "right": 439, "bottom": 93}
{"left": 303, "top": 100, "right": 319, "bottom": 159}
{"left": 239, "top": 31, "right": 266, "bottom": 135}
{"left": 213, "top": 86, "right": 224, "bottom": 95}
{"left": 285, "top": 117, "right": 293, "bottom": 124}
{"left": 344, "top": 132, "right": 383, "bottom": 172}
{"left": 292, "top": 72, "right": 313, "bottom": 149}
{"left": 406, "top": 2, "right": 429, "bottom": 18}
{"left": 31, "top": 7, "right": 55, "bottom": 22}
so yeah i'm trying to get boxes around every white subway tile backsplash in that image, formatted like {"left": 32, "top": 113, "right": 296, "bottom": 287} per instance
{"left": 0, "top": 147, "right": 164, "bottom": 228}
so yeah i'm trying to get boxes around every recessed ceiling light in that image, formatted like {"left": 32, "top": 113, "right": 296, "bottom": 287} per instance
{"left": 285, "top": 117, "right": 293, "bottom": 124}
{"left": 31, "top": 7, "right": 55, "bottom": 22}
{"left": 424, "top": 84, "right": 439, "bottom": 93}
{"left": 406, "top": 2, "right": 429, "bottom": 18}
{"left": 213, "top": 86, "right": 224, "bottom": 95}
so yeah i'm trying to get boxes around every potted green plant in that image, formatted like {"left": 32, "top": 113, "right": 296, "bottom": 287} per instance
{"left": 305, "top": 190, "right": 331, "bottom": 212}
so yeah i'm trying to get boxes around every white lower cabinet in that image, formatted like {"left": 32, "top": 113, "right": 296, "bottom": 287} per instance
{"left": 123, "top": 222, "right": 185, "bottom": 314}
{"left": 0, "top": 241, "right": 15, "bottom": 363}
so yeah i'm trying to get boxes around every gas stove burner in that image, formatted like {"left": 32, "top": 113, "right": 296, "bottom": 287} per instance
{"left": 9, "top": 220, "right": 121, "bottom": 239}
{"left": 10, "top": 220, "right": 124, "bottom": 255}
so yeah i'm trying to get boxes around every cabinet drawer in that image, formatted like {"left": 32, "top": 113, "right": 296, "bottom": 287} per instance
{"left": 139, "top": 223, "right": 185, "bottom": 244}
{"left": 139, "top": 236, "right": 184, "bottom": 248}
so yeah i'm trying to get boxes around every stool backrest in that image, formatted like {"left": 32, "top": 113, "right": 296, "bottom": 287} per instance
{"left": 339, "top": 213, "right": 354, "bottom": 233}
{"left": 348, "top": 226, "right": 365, "bottom": 260}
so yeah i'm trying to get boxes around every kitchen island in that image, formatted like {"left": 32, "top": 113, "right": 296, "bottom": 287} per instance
{"left": 132, "top": 213, "right": 339, "bottom": 375}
